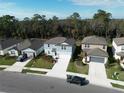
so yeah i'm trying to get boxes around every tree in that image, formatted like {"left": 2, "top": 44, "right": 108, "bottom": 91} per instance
{"left": 0, "top": 15, "right": 18, "bottom": 38}
{"left": 93, "top": 9, "right": 112, "bottom": 38}
{"left": 67, "top": 12, "right": 82, "bottom": 39}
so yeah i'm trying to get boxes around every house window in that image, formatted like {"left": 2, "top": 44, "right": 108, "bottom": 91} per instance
{"left": 48, "top": 51, "right": 50, "bottom": 54}
{"left": 11, "top": 51, "right": 15, "bottom": 54}
{"left": 64, "top": 46, "right": 66, "bottom": 50}
{"left": 52, "top": 48, "right": 56, "bottom": 52}
{"left": 61, "top": 46, "right": 64, "bottom": 50}
{"left": 103, "top": 45, "right": 106, "bottom": 49}
{"left": 121, "top": 47, "right": 124, "bottom": 50}
{"left": 48, "top": 44, "right": 50, "bottom": 47}
{"left": 85, "top": 44, "right": 90, "bottom": 48}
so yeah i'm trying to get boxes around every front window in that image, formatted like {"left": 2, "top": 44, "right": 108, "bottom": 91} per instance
{"left": 11, "top": 51, "right": 15, "bottom": 54}
{"left": 48, "top": 44, "right": 50, "bottom": 47}
{"left": 52, "top": 48, "right": 56, "bottom": 52}
{"left": 103, "top": 45, "right": 106, "bottom": 49}
{"left": 64, "top": 46, "right": 66, "bottom": 50}
{"left": 85, "top": 44, "right": 90, "bottom": 48}
{"left": 61, "top": 46, "right": 64, "bottom": 50}
{"left": 121, "top": 47, "right": 124, "bottom": 51}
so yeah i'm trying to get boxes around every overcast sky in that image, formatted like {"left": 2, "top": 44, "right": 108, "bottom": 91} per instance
{"left": 0, "top": 0, "right": 124, "bottom": 19}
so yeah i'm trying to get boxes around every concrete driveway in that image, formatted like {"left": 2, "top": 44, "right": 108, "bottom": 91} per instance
{"left": 88, "top": 62, "right": 112, "bottom": 87}
{"left": 4, "top": 58, "right": 33, "bottom": 72}
{"left": 47, "top": 54, "right": 71, "bottom": 79}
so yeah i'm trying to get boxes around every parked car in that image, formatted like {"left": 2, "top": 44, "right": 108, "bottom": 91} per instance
{"left": 66, "top": 75, "right": 86, "bottom": 86}
{"left": 16, "top": 54, "right": 28, "bottom": 62}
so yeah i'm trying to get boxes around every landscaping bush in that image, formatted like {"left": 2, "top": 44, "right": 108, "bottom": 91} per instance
{"left": 71, "top": 45, "right": 81, "bottom": 61}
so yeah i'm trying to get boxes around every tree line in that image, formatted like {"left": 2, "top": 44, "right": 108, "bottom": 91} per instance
{"left": 0, "top": 9, "right": 124, "bottom": 41}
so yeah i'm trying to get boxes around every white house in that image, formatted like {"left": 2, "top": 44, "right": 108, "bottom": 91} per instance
{"left": 0, "top": 38, "right": 22, "bottom": 56}
{"left": 8, "top": 38, "right": 44, "bottom": 58}
{"left": 82, "top": 36, "right": 108, "bottom": 64}
{"left": 44, "top": 37, "right": 75, "bottom": 58}
{"left": 112, "top": 37, "right": 124, "bottom": 60}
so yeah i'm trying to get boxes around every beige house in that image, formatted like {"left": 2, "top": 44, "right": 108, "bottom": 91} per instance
{"left": 82, "top": 36, "right": 108, "bottom": 64}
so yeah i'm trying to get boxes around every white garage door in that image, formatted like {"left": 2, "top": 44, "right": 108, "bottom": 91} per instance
{"left": 23, "top": 52, "right": 35, "bottom": 58}
{"left": 90, "top": 57, "right": 104, "bottom": 63}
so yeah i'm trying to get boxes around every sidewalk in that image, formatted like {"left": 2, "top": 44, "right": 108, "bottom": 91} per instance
{"left": 46, "top": 54, "right": 71, "bottom": 79}
{"left": 4, "top": 58, "right": 33, "bottom": 72}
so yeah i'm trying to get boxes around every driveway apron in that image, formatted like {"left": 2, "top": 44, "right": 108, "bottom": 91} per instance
{"left": 4, "top": 58, "right": 33, "bottom": 72}
{"left": 88, "top": 62, "right": 112, "bottom": 87}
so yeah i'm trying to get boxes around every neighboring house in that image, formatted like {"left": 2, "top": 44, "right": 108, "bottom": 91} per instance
{"left": 9, "top": 38, "right": 44, "bottom": 58}
{"left": 44, "top": 37, "right": 75, "bottom": 58}
{"left": 0, "top": 38, "right": 22, "bottom": 56}
{"left": 8, "top": 39, "right": 31, "bottom": 56}
{"left": 82, "top": 36, "right": 108, "bottom": 64}
{"left": 21, "top": 38, "right": 44, "bottom": 58}
{"left": 112, "top": 37, "right": 124, "bottom": 60}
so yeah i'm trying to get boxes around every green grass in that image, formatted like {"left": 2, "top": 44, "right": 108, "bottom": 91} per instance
{"left": 111, "top": 83, "right": 124, "bottom": 89}
{"left": 67, "top": 61, "right": 89, "bottom": 75}
{"left": 106, "top": 63, "right": 124, "bottom": 81}
{"left": 0, "top": 56, "right": 16, "bottom": 65}
{"left": 26, "top": 55, "right": 54, "bottom": 69}
{"left": 0, "top": 68, "right": 5, "bottom": 70}
{"left": 22, "top": 69, "right": 47, "bottom": 74}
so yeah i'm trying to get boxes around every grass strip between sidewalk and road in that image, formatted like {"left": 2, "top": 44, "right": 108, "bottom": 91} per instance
{"left": 111, "top": 83, "right": 124, "bottom": 89}
{"left": 22, "top": 69, "right": 47, "bottom": 74}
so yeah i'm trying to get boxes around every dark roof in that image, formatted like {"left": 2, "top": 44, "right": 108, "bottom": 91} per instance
{"left": 16, "top": 39, "right": 31, "bottom": 51}
{"left": 116, "top": 52, "right": 124, "bottom": 56}
{"left": 10, "top": 38, "right": 44, "bottom": 51}
{"left": 45, "top": 37, "right": 66, "bottom": 44}
{"left": 87, "top": 48, "right": 108, "bottom": 57}
{"left": 45, "top": 37, "right": 75, "bottom": 46}
{"left": 113, "top": 37, "right": 124, "bottom": 46}
{"left": 65, "top": 38, "right": 75, "bottom": 45}
{"left": 82, "top": 36, "right": 107, "bottom": 45}
{"left": 0, "top": 38, "right": 22, "bottom": 50}
{"left": 29, "top": 38, "right": 44, "bottom": 51}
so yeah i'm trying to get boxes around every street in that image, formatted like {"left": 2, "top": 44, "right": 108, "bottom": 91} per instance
{"left": 0, "top": 71, "right": 123, "bottom": 93}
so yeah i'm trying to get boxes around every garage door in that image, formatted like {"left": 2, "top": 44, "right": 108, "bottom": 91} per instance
{"left": 90, "top": 57, "right": 104, "bottom": 63}
{"left": 23, "top": 52, "right": 35, "bottom": 58}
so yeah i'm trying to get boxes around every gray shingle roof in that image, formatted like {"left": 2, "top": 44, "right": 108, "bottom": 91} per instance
{"left": 0, "top": 38, "right": 23, "bottom": 50}
{"left": 116, "top": 52, "right": 124, "bottom": 56}
{"left": 87, "top": 48, "right": 108, "bottom": 57}
{"left": 65, "top": 38, "right": 75, "bottom": 45}
{"left": 17, "top": 39, "right": 31, "bottom": 51}
{"left": 45, "top": 37, "right": 75, "bottom": 46}
{"left": 82, "top": 36, "right": 107, "bottom": 45}
{"left": 113, "top": 37, "right": 124, "bottom": 46}
{"left": 11, "top": 38, "right": 44, "bottom": 51}
{"left": 29, "top": 38, "right": 44, "bottom": 51}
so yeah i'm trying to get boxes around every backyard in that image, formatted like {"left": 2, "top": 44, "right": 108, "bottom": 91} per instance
{"left": 26, "top": 54, "right": 54, "bottom": 69}
{"left": 0, "top": 56, "right": 16, "bottom": 65}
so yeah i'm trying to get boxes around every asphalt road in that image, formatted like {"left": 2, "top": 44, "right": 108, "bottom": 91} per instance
{"left": 0, "top": 71, "right": 123, "bottom": 93}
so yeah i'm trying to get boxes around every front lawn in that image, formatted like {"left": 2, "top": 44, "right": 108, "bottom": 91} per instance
{"left": 0, "top": 56, "right": 16, "bottom": 65}
{"left": 67, "top": 61, "right": 89, "bottom": 75}
{"left": 111, "top": 83, "right": 124, "bottom": 89}
{"left": 0, "top": 68, "right": 5, "bottom": 70}
{"left": 106, "top": 63, "right": 124, "bottom": 81}
{"left": 26, "top": 54, "right": 54, "bottom": 69}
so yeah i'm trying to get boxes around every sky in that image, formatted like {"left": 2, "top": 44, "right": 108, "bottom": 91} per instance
{"left": 0, "top": 0, "right": 124, "bottom": 19}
